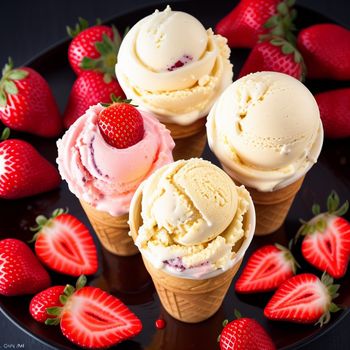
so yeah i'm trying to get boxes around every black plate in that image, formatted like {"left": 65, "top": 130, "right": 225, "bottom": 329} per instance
{"left": 0, "top": 1, "right": 349, "bottom": 349}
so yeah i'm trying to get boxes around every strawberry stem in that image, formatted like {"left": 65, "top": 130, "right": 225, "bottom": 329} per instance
{"left": 100, "top": 93, "right": 137, "bottom": 108}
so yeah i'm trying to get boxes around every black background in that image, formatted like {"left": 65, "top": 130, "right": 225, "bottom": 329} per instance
{"left": 0, "top": 0, "right": 349, "bottom": 349}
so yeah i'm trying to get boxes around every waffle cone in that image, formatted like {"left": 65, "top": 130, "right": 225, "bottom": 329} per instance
{"left": 129, "top": 185, "right": 255, "bottom": 323}
{"left": 143, "top": 256, "right": 241, "bottom": 323}
{"left": 236, "top": 176, "right": 305, "bottom": 236}
{"left": 164, "top": 118, "right": 206, "bottom": 161}
{"left": 80, "top": 200, "right": 138, "bottom": 256}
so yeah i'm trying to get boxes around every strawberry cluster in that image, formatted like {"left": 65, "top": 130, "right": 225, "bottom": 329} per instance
{"left": 216, "top": 0, "right": 350, "bottom": 138}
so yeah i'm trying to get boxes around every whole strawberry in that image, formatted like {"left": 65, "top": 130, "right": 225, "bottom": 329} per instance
{"left": 63, "top": 71, "right": 125, "bottom": 128}
{"left": 216, "top": 0, "right": 279, "bottom": 48}
{"left": 235, "top": 243, "right": 298, "bottom": 293}
{"left": 67, "top": 18, "right": 119, "bottom": 76}
{"left": 30, "top": 285, "right": 65, "bottom": 323}
{"left": 98, "top": 96, "right": 144, "bottom": 149}
{"left": 219, "top": 310, "right": 275, "bottom": 350}
{"left": 43, "top": 276, "right": 143, "bottom": 349}
{"left": 239, "top": 39, "right": 305, "bottom": 80}
{"left": 0, "top": 128, "right": 61, "bottom": 199}
{"left": 296, "top": 191, "right": 350, "bottom": 279}
{"left": 297, "top": 24, "right": 350, "bottom": 80}
{"left": 0, "top": 58, "right": 62, "bottom": 137}
{"left": 264, "top": 273, "right": 341, "bottom": 325}
{"left": 30, "top": 208, "right": 98, "bottom": 276}
{"left": 0, "top": 238, "right": 51, "bottom": 296}
{"left": 315, "top": 88, "right": 350, "bottom": 139}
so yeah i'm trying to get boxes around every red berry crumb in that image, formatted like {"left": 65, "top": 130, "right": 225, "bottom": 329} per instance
{"left": 155, "top": 318, "right": 166, "bottom": 329}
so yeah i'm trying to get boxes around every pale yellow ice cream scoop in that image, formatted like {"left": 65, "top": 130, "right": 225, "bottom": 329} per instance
{"left": 130, "top": 158, "right": 254, "bottom": 279}
{"left": 141, "top": 159, "right": 238, "bottom": 245}
{"left": 135, "top": 8, "right": 208, "bottom": 73}
{"left": 207, "top": 71, "right": 323, "bottom": 191}
{"left": 115, "top": 5, "right": 233, "bottom": 125}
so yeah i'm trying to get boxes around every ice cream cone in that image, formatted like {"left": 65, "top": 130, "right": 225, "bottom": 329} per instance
{"left": 129, "top": 180, "right": 255, "bottom": 323}
{"left": 80, "top": 200, "right": 138, "bottom": 256}
{"left": 164, "top": 117, "right": 207, "bottom": 161}
{"left": 225, "top": 172, "right": 305, "bottom": 236}
{"left": 142, "top": 256, "right": 241, "bottom": 323}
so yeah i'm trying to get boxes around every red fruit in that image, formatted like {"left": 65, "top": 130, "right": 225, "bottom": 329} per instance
{"left": 0, "top": 133, "right": 61, "bottom": 199}
{"left": 297, "top": 24, "right": 350, "bottom": 80}
{"left": 216, "top": 0, "right": 280, "bottom": 48}
{"left": 264, "top": 273, "right": 341, "bottom": 325}
{"left": 296, "top": 192, "right": 350, "bottom": 279}
{"left": 235, "top": 244, "right": 297, "bottom": 293}
{"left": 219, "top": 317, "right": 275, "bottom": 350}
{"left": 31, "top": 209, "right": 98, "bottom": 277}
{"left": 0, "top": 59, "right": 62, "bottom": 137}
{"left": 63, "top": 71, "right": 125, "bottom": 128}
{"left": 30, "top": 286, "right": 65, "bottom": 323}
{"left": 98, "top": 99, "right": 144, "bottom": 149}
{"left": 155, "top": 319, "right": 166, "bottom": 329}
{"left": 0, "top": 239, "right": 51, "bottom": 296}
{"left": 67, "top": 18, "right": 121, "bottom": 76}
{"left": 55, "top": 283, "right": 142, "bottom": 348}
{"left": 315, "top": 88, "right": 350, "bottom": 139}
{"left": 239, "top": 39, "right": 304, "bottom": 80}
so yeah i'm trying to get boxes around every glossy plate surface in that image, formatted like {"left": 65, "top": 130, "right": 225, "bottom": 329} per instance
{"left": 0, "top": 1, "right": 349, "bottom": 349}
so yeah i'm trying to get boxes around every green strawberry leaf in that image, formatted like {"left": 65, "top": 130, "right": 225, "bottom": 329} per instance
{"left": 312, "top": 203, "right": 321, "bottom": 216}
{"left": 0, "top": 90, "right": 6, "bottom": 107}
{"left": 0, "top": 127, "right": 10, "bottom": 141}
{"left": 270, "top": 38, "right": 285, "bottom": 46}
{"left": 277, "top": 2, "right": 288, "bottom": 15}
{"left": 8, "top": 69, "right": 28, "bottom": 80}
{"left": 45, "top": 318, "right": 60, "bottom": 326}
{"left": 46, "top": 307, "right": 62, "bottom": 316}
{"left": 4, "top": 80, "right": 18, "bottom": 95}
{"left": 281, "top": 42, "right": 295, "bottom": 54}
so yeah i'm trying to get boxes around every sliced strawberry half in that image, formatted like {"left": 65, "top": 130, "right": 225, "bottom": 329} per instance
{"left": 31, "top": 209, "right": 98, "bottom": 277}
{"left": 60, "top": 286, "right": 142, "bottom": 348}
{"left": 44, "top": 276, "right": 142, "bottom": 348}
{"left": 296, "top": 191, "right": 350, "bottom": 279}
{"left": 235, "top": 243, "right": 298, "bottom": 293}
{"left": 264, "top": 273, "right": 341, "bottom": 325}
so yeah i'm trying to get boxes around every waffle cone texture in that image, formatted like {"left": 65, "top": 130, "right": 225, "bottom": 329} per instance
{"left": 226, "top": 174, "right": 305, "bottom": 236}
{"left": 80, "top": 200, "right": 138, "bottom": 256}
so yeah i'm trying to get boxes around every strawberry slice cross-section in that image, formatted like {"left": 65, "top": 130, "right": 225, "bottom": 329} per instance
{"left": 60, "top": 286, "right": 142, "bottom": 348}
{"left": 31, "top": 208, "right": 98, "bottom": 276}
{"left": 264, "top": 273, "right": 341, "bottom": 325}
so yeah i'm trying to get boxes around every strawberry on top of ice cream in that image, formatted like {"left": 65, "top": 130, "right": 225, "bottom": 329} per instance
{"left": 57, "top": 100, "right": 174, "bottom": 216}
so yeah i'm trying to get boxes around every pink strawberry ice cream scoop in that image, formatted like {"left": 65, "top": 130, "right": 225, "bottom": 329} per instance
{"left": 57, "top": 104, "right": 175, "bottom": 216}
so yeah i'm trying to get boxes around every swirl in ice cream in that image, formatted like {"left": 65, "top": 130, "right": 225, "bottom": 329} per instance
{"left": 130, "top": 159, "right": 255, "bottom": 278}
{"left": 207, "top": 72, "right": 324, "bottom": 192}
{"left": 57, "top": 104, "right": 175, "bottom": 216}
{"left": 115, "top": 5, "right": 233, "bottom": 125}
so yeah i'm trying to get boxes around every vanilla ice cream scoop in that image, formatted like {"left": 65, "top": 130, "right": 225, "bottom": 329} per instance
{"left": 135, "top": 9, "right": 207, "bottom": 72}
{"left": 141, "top": 159, "right": 238, "bottom": 245}
{"left": 116, "top": 6, "right": 233, "bottom": 125}
{"left": 207, "top": 72, "right": 324, "bottom": 191}
{"left": 130, "top": 158, "right": 254, "bottom": 279}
